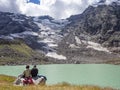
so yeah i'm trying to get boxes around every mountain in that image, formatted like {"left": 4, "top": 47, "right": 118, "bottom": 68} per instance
{"left": 33, "top": 16, "right": 69, "bottom": 59}
{"left": 0, "top": 12, "right": 40, "bottom": 51}
{"left": 0, "top": 12, "right": 69, "bottom": 64}
{"left": 0, "top": 39, "right": 50, "bottom": 65}
{"left": 58, "top": 1, "right": 120, "bottom": 64}
{"left": 0, "top": 0, "right": 120, "bottom": 64}
{"left": 0, "top": 12, "right": 39, "bottom": 35}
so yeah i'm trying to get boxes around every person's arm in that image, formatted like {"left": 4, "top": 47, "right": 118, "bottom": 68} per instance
{"left": 22, "top": 70, "right": 25, "bottom": 78}
{"left": 37, "top": 68, "right": 38, "bottom": 74}
{"left": 30, "top": 70, "right": 32, "bottom": 77}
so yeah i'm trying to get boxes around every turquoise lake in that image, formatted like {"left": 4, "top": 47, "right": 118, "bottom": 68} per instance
{"left": 0, "top": 64, "right": 120, "bottom": 89}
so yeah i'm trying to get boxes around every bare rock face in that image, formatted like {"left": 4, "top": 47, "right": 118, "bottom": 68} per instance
{"left": 68, "top": 3, "right": 120, "bottom": 47}
{"left": 0, "top": 1, "right": 120, "bottom": 64}
{"left": 0, "top": 12, "right": 39, "bottom": 35}
{"left": 63, "top": 1, "right": 120, "bottom": 52}
{"left": 57, "top": 1, "right": 120, "bottom": 64}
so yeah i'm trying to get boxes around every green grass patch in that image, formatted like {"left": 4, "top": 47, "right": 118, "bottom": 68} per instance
{"left": 9, "top": 44, "right": 33, "bottom": 57}
{"left": 0, "top": 44, "right": 33, "bottom": 57}
{"left": 0, "top": 75, "right": 15, "bottom": 83}
{"left": 0, "top": 39, "right": 49, "bottom": 65}
{"left": 0, "top": 43, "right": 34, "bottom": 65}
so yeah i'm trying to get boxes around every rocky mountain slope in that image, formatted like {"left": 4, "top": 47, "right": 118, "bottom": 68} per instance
{"left": 0, "top": 39, "right": 50, "bottom": 65}
{"left": 0, "top": 12, "right": 69, "bottom": 64}
{"left": 58, "top": 0, "right": 120, "bottom": 64}
{"left": 0, "top": 0, "right": 120, "bottom": 64}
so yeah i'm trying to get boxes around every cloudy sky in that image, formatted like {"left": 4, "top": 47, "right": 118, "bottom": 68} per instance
{"left": 0, "top": 0, "right": 116, "bottom": 19}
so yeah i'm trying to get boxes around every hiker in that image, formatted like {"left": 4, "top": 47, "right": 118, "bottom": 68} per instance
{"left": 23, "top": 65, "right": 33, "bottom": 85}
{"left": 14, "top": 65, "right": 47, "bottom": 86}
{"left": 31, "top": 65, "right": 38, "bottom": 78}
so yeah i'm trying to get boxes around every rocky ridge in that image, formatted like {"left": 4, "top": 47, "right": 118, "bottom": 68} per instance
{"left": 0, "top": 0, "right": 120, "bottom": 64}
{"left": 58, "top": 0, "right": 120, "bottom": 64}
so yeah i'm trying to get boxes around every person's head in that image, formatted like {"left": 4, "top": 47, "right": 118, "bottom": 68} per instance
{"left": 26, "top": 65, "right": 30, "bottom": 69}
{"left": 33, "top": 65, "right": 36, "bottom": 68}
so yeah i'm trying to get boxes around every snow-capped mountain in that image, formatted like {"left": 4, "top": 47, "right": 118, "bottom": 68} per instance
{"left": 0, "top": 12, "right": 69, "bottom": 60}
{"left": 0, "top": 0, "right": 120, "bottom": 64}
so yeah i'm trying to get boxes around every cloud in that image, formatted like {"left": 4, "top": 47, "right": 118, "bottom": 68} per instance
{"left": 0, "top": 0, "right": 20, "bottom": 13}
{"left": 0, "top": 0, "right": 116, "bottom": 19}
{"left": 27, "top": 0, "right": 95, "bottom": 18}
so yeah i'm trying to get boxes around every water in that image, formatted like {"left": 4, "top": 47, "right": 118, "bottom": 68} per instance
{"left": 0, "top": 64, "right": 120, "bottom": 89}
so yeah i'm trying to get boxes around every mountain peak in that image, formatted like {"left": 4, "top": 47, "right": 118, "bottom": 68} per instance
{"left": 92, "top": 0, "right": 120, "bottom": 7}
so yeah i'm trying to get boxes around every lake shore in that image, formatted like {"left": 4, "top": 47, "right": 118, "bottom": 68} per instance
{"left": 0, "top": 64, "right": 120, "bottom": 89}
{"left": 0, "top": 75, "right": 115, "bottom": 90}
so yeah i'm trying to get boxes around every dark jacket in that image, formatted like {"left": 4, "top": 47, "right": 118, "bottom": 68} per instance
{"left": 31, "top": 67, "right": 38, "bottom": 77}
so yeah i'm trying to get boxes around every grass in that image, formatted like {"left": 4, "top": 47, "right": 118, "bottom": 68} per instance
{"left": 0, "top": 75, "right": 115, "bottom": 90}
{"left": 0, "top": 41, "right": 50, "bottom": 65}
{"left": 0, "top": 43, "right": 35, "bottom": 65}
{"left": 0, "top": 44, "right": 33, "bottom": 57}
{"left": 0, "top": 39, "right": 49, "bottom": 64}
{"left": 9, "top": 44, "right": 33, "bottom": 57}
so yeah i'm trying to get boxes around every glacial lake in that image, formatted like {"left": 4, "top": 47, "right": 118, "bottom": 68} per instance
{"left": 0, "top": 64, "right": 120, "bottom": 89}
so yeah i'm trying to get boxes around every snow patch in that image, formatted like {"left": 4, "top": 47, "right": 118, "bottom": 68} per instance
{"left": 40, "top": 38, "right": 54, "bottom": 43}
{"left": 10, "top": 31, "right": 38, "bottom": 38}
{"left": 10, "top": 34, "right": 21, "bottom": 38}
{"left": 87, "top": 41, "right": 110, "bottom": 52}
{"left": 33, "top": 17, "right": 39, "bottom": 22}
{"left": 12, "top": 18, "right": 25, "bottom": 22}
{"left": 0, "top": 36, "right": 14, "bottom": 40}
{"left": 35, "top": 22, "right": 48, "bottom": 30}
{"left": 48, "top": 43, "right": 58, "bottom": 47}
{"left": 72, "top": 36, "right": 110, "bottom": 52}
{"left": 22, "top": 31, "right": 38, "bottom": 36}
{"left": 75, "top": 36, "right": 82, "bottom": 44}
{"left": 81, "top": 40, "right": 88, "bottom": 44}
{"left": 69, "top": 44, "right": 79, "bottom": 48}
{"left": 46, "top": 52, "right": 67, "bottom": 60}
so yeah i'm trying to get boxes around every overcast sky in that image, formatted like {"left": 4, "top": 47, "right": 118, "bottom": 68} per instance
{"left": 0, "top": 0, "right": 116, "bottom": 19}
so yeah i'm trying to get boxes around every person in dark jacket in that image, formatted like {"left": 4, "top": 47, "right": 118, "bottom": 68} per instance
{"left": 31, "top": 65, "right": 38, "bottom": 77}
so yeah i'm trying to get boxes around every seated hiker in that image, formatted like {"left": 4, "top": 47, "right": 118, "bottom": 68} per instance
{"left": 23, "top": 65, "right": 33, "bottom": 85}
{"left": 14, "top": 65, "right": 47, "bottom": 86}
{"left": 31, "top": 65, "right": 38, "bottom": 78}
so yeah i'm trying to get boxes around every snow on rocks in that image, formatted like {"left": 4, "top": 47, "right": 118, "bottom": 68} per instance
{"left": 75, "top": 36, "right": 82, "bottom": 45}
{"left": 46, "top": 52, "right": 67, "bottom": 60}
{"left": 73, "top": 36, "right": 110, "bottom": 52}
{"left": 69, "top": 44, "right": 79, "bottom": 48}
{"left": 87, "top": 41, "right": 110, "bottom": 52}
{"left": 33, "top": 17, "right": 69, "bottom": 59}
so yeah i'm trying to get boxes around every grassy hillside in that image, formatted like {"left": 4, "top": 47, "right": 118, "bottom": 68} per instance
{"left": 0, "top": 75, "right": 114, "bottom": 90}
{"left": 0, "top": 39, "right": 48, "bottom": 65}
